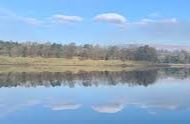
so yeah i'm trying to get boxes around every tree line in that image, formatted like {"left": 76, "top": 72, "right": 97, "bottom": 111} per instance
{"left": 0, "top": 40, "right": 190, "bottom": 63}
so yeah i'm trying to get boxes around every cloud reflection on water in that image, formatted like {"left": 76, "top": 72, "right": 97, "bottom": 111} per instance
{"left": 92, "top": 103, "right": 124, "bottom": 113}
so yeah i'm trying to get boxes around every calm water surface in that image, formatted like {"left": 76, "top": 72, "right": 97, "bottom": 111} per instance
{"left": 0, "top": 68, "right": 190, "bottom": 124}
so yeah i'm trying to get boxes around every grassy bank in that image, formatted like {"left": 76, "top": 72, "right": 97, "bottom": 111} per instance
{"left": 1, "top": 56, "right": 189, "bottom": 73}
{"left": 0, "top": 56, "right": 152, "bottom": 73}
{"left": 0, "top": 56, "right": 149, "bottom": 67}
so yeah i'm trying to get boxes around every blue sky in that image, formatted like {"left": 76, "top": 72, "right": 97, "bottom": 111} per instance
{"left": 0, "top": 0, "right": 190, "bottom": 45}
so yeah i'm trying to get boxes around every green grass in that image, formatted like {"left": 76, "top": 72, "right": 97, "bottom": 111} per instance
{"left": 0, "top": 56, "right": 152, "bottom": 73}
{"left": 0, "top": 56, "right": 150, "bottom": 66}
{"left": 1, "top": 56, "right": 190, "bottom": 73}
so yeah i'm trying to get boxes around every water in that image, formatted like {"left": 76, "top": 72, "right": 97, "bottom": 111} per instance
{"left": 0, "top": 68, "right": 190, "bottom": 124}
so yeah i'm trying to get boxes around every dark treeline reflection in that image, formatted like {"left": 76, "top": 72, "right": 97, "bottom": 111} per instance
{"left": 160, "top": 68, "right": 190, "bottom": 79}
{"left": 0, "top": 68, "right": 190, "bottom": 88}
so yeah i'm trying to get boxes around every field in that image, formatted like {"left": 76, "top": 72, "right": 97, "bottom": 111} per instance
{"left": 0, "top": 56, "right": 153, "bottom": 72}
{"left": 0, "top": 56, "right": 149, "bottom": 66}
{"left": 1, "top": 56, "right": 189, "bottom": 73}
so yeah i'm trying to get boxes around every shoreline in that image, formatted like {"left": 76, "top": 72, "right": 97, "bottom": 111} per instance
{"left": 0, "top": 56, "right": 190, "bottom": 73}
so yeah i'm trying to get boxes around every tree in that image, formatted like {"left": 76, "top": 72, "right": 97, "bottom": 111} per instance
{"left": 63, "top": 43, "right": 76, "bottom": 59}
{"left": 22, "top": 46, "right": 28, "bottom": 57}
{"left": 106, "top": 46, "right": 119, "bottom": 60}
{"left": 135, "top": 45, "right": 158, "bottom": 62}
{"left": 0, "top": 40, "right": 190, "bottom": 64}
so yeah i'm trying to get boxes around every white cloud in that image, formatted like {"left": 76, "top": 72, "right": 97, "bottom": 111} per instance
{"left": 136, "top": 18, "right": 190, "bottom": 41}
{"left": 147, "top": 12, "right": 161, "bottom": 18}
{"left": 51, "top": 14, "right": 83, "bottom": 24}
{"left": 136, "top": 18, "right": 178, "bottom": 26}
{"left": 23, "top": 99, "right": 41, "bottom": 106}
{"left": 0, "top": 7, "right": 42, "bottom": 26}
{"left": 21, "top": 17, "right": 43, "bottom": 26}
{"left": 0, "top": 99, "right": 41, "bottom": 117}
{"left": 47, "top": 103, "right": 82, "bottom": 111}
{"left": 94, "top": 13, "right": 127, "bottom": 24}
{"left": 130, "top": 102, "right": 179, "bottom": 111}
{"left": 0, "top": 8, "right": 83, "bottom": 26}
{"left": 93, "top": 13, "right": 188, "bottom": 41}
{"left": 92, "top": 103, "right": 124, "bottom": 113}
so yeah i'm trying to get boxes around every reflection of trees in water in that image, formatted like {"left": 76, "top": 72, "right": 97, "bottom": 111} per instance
{"left": 0, "top": 70, "right": 158, "bottom": 88}
{"left": 165, "top": 68, "right": 190, "bottom": 79}
{"left": 122, "top": 70, "right": 158, "bottom": 86}
{"left": 159, "top": 68, "right": 190, "bottom": 80}
{"left": 0, "top": 68, "right": 189, "bottom": 88}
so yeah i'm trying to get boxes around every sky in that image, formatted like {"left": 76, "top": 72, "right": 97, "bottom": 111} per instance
{"left": 0, "top": 0, "right": 190, "bottom": 45}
